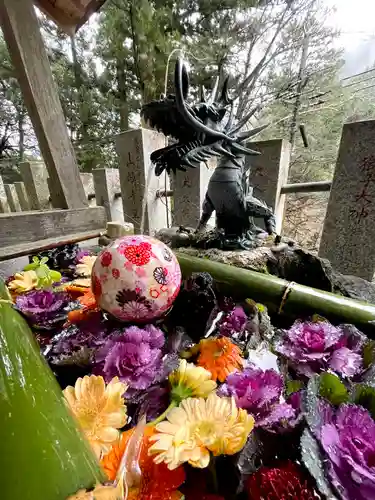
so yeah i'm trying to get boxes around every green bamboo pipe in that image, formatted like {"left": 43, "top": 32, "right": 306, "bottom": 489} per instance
{"left": 176, "top": 253, "right": 375, "bottom": 333}
{"left": 0, "top": 280, "right": 105, "bottom": 500}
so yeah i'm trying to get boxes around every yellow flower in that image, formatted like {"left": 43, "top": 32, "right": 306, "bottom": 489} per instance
{"left": 169, "top": 359, "right": 217, "bottom": 402}
{"left": 148, "top": 393, "right": 254, "bottom": 470}
{"left": 75, "top": 255, "right": 97, "bottom": 277}
{"left": 63, "top": 375, "right": 127, "bottom": 458}
{"left": 67, "top": 482, "right": 123, "bottom": 500}
{"left": 7, "top": 270, "right": 38, "bottom": 293}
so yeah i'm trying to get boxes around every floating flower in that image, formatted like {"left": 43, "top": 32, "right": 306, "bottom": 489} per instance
{"left": 169, "top": 359, "right": 217, "bottom": 403}
{"left": 149, "top": 393, "right": 254, "bottom": 470}
{"left": 219, "top": 306, "right": 248, "bottom": 338}
{"left": 68, "top": 289, "right": 100, "bottom": 324}
{"left": 275, "top": 321, "right": 364, "bottom": 377}
{"left": 218, "top": 365, "right": 297, "bottom": 429}
{"left": 7, "top": 270, "right": 38, "bottom": 294}
{"left": 95, "top": 325, "right": 167, "bottom": 394}
{"left": 197, "top": 337, "right": 244, "bottom": 382}
{"left": 75, "top": 255, "right": 97, "bottom": 277}
{"left": 101, "top": 426, "right": 185, "bottom": 499}
{"left": 246, "top": 461, "right": 317, "bottom": 500}
{"left": 15, "top": 289, "right": 70, "bottom": 328}
{"left": 63, "top": 375, "right": 127, "bottom": 458}
{"left": 315, "top": 403, "right": 375, "bottom": 500}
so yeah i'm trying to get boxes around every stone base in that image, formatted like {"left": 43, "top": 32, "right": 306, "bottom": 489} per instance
{"left": 156, "top": 227, "right": 375, "bottom": 305}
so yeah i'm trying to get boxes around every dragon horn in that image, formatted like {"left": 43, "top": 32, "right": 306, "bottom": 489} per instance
{"left": 231, "top": 142, "right": 261, "bottom": 155}
{"left": 236, "top": 124, "right": 270, "bottom": 142}
{"left": 208, "top": 76, "right": 219, "bottom": 105}
{"left": 174, "top": 58, "right": 233, "bottom": 143}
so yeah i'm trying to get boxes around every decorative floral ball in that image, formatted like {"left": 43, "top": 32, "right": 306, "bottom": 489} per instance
{"left": 92, "top": 235, "right": 181, "bottom": 322}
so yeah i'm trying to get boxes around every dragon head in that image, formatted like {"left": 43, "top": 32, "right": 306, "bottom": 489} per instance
{"left": 141, "top": 58, "right": 267, "bottom": 176}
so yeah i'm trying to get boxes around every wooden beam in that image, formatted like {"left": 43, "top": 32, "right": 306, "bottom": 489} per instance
{"left": 0, "top": 0, "right": 87, "bottom": 209}
{"left": 0, "top": 207, "right": 106, "bottom": 260}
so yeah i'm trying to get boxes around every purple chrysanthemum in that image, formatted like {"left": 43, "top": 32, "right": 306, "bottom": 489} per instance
{"left": 314, "top": 403, "right": 375, "bottom": 500}
{"left": 94, "top": 325, "right": 167, "bottom": 394}
{"left": 15, "top": 290, "right": 70, "bottom": 328}
{"left": 218, "top": 365, "right": 297, "bottom": 429}
{"left": 275, "top": 321, "right": 364, "bottom": 378}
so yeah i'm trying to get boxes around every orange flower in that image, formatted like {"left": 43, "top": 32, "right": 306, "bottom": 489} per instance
{"left": 197, "top": 337, "right": 243, "bottom": 382}
{"left": 68, "top": 289, "right": 100, "bottom": 324}
{"left": 101, "top": 426, "right": 185, "bottom": 500}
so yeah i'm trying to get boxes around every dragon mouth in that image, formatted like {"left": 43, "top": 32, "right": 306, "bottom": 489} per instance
{"left": 141, "top": 57, "right": 266, "bottom": 176}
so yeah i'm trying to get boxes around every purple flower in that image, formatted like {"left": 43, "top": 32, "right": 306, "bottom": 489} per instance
{"left": 15, "top": 290, "right": 70, "bottom": 329}
{"left": 219, "top": 306, "right": 248, "bottom": 338}
{"left": 218, "top": 365, "right": 297, "bottom": 429}
{"left": 317, "top": 404, "right": 375, "bottom": 499}
{"left": 95, "top": 325, "right": 167, "bottom": 394}
{"left": 275, "top": 321, "right": 364, "bottom": 378}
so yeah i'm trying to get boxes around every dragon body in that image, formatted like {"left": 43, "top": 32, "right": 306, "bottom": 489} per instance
{"left": 141, "top": 58, "right": 275, "bottom": 248}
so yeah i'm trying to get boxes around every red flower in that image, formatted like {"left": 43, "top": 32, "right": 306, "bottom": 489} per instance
{"left": 100, "top": 251, "right": 112, "bottom": 267}
{"left": 124, "top": 244, "right": 151, "bottom": 266}
{"left": 246, "top": 461, "right": 317, "bottom": 500}
{"left": 112, "top": 268, "right": 120, "bottom": 279}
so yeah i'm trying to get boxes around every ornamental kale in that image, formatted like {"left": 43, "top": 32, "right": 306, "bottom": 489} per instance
{"left": 315, "top": 403, "right": 375, "bottom": 500}
{"left": 15, "top": 289, "right": 70, "bottom": 329}
{"left": 218, "top": 364, "right": 298, "bottom": 429}
{"left": 94, "top": 324, "right": 172, "bottom": 395}
{"left": 275, "top": 321, "right": 365, "bottom": 378}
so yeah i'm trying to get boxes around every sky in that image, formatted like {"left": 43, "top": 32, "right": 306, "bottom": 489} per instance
{"left": 324, "top": 0, "right": 375, "bottom": 76}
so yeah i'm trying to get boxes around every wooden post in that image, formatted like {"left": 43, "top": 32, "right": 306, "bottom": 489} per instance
{"left": 0, "top": 0, "right": 87, "bottom": 209}
{"left": 14, "top": 181, "right": 30, "bottom": 211}
{"left": 19, "top": 161, "right": 50, "bottom": 210}
{"left": 4, "top": 184, "right": 20, "bottom": 212}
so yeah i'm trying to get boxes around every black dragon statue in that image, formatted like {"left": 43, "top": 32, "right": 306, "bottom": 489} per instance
{"left": 141, "top": 58, "right": 276, "bottom": 249}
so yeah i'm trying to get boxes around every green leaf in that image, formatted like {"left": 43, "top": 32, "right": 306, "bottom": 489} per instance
{"left": 23, "top": 262, "right": 38, "bottom": 271}
{"left": 363, "top": 341, "right": 375, "bottom": 369}
{"left": 40, "top": 257, "right": 49, "bottom": 265}
{"left": 50, "top": 270, "right": 62, "bottom": 282}
{"left": 353, "top": 384, "right": 375, "bottom": 419}
{"left": 319, "top": 372, "right": 349, "bottom": 406}
{"left": 286, "top": 379, "right": 303, "bottom": 396}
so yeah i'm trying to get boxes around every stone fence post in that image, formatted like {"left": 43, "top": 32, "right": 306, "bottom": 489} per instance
{"left": 247, "top": 139, "right": 291, "bottom": 234}
{"left": 93, "top": 168, "right": 123, "bottom": 223}
{"left": 0, "top": 176, "right": 9, "bottom": 213}
{"left": 115, "top": 128, "right": 170, "bottom": 234}
{"left": 19, "top": 161, "right": 50, "bottom": 210}
{"left": 4, "top": 183, "right": 20, "bottom": 212}
{"left": 172, "top": 158, "right": 216, "bottom": 228}
{"left": 319, "top": 120, "right": 375, "bottom": 280}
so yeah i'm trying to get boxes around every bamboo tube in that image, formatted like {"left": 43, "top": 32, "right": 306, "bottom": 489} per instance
{"left": 0, "top": 280, "right": 104, "bottom": 499}
{"left": 176, "top": 253, "right": 375, "bottom": 333}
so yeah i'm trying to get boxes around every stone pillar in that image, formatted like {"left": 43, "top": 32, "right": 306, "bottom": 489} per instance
{"left": 0, "top": 176, "right": 9, "bottom": 213}
{"left": 14, "top": 181, "right": 30, "bottom": 211}
{"left": 116, "top": 128, "right": 169, "bottom": 234}
{"left": 19, "top": 161, "right": 50, "bottom": 210}
{"left": 4, "top": 183, "right": 20, "bottom": 212}
{"left": 319, "top": 120, "right": 375, "bottom": 280}
{"left": 247, "top": 139, "right": 291, "bottom": 233}
{"left": 93, "top": 168, "right": 123, "bottom": 223}
{"left": 172, "top": 158, "right": 216, "bottom": 228}
{"left": 80, "top": 173, "right": 95, "bottom": 207}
